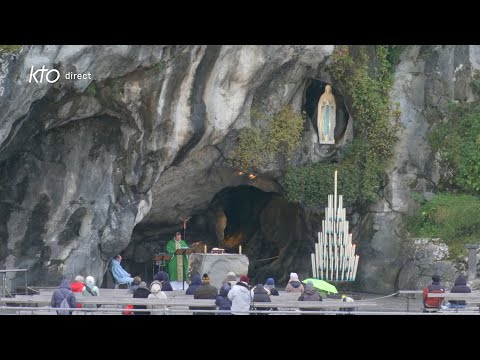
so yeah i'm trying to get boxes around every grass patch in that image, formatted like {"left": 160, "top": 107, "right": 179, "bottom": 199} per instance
{"left": 407, "top": 193, "right": 480, "bottom": 258}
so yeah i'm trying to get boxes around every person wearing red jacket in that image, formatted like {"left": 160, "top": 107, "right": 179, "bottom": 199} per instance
{"left": 70, "top": 275, "right": 85, "bottom": 308}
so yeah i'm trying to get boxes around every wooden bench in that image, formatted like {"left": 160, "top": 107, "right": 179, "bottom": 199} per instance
{"left": 426, "top": 292, "right": 480, "bottom": 313}
{"left": 2, "top": 294, "right": 377, "bottom": 314}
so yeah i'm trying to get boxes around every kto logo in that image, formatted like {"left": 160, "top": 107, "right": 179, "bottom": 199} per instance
{"left": 28, "top": 65, "right": 60, "bottom": 83}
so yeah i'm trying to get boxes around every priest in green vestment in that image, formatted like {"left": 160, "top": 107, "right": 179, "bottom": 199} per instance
{"left": 165, "top": 231, "right": 190, "bottom": 290}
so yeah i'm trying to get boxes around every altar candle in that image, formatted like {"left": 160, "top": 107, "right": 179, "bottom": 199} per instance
{"left": 204, "top": 245, "right": 207, "bottom": 253}
{"left": 239, "top": 245, "right": 242, "bottom": 255}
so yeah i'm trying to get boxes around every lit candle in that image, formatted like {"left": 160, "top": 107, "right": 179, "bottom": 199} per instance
{"left": 204, "top": 245, "right": 207, "bottom": 254}
{"left": 239, "top": 245, "right": 242, "bottom": 255}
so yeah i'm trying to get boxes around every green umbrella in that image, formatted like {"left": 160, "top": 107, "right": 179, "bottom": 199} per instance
{"left": 302, "top": 278, "right": 338, "bottom": 294}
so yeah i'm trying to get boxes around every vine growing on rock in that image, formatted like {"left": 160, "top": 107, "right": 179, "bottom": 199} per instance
{"left": 231, "top": 106, "right": 304, "bottom": 172}
{"left": 281, "top": 45, "right": 398, "bottom": 205}
{"left": 0, "top": 45, "right": 22, "bottom": 55}
{"left": 406, "top": 193, "right": 480, "bottom": 258}
{"left": 429, "top": 100, "right": 480, "bottom": 193}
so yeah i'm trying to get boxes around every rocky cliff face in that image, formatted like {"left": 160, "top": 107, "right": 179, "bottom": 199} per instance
{"left": 0, "top": 45, "right": 477, "bottom": 292}
{"left": 358, "top": 45, "right": 479, "bottom": 293}
{"left": 0, "top": 45, "right": 334, "bottom": 287}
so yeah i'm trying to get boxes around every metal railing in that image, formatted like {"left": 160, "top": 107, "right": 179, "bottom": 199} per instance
{"left": 0, "top": 269, "right": 28, "bottom": 302}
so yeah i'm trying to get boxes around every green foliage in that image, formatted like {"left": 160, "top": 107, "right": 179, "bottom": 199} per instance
{"left": 429, "top": 100, "right": 480, "bottom": 193}
{"left": 232, "top": 106, "right": 304, "bottom": 171}
{"left": 282, "top": 46, "right": 398, "bottom": 206}
{"left": 282, "top": 141, "right": 383, "bottom": 205}
{"left": 410, "top": 191, "right": 426, "bottom": 205}
{"left": 232, "top": 127, "right": 264, "bottom": 170}
{"left": 472, "top": 70, "right": 480, "bottom": 96}
{"left": 0, "top": 45, "right": 22, "bottom": 55}
{"left": 104, "top": 77, "right": 125, "bottom": 94}
{"left": 329, "top": 45, "right": 397, "bottom": 159}
{"left": 385, "top": 45, "right": 409, "bottom": 67}
{"left": 407, "top": 193, "right": 480, "bottom": 258}
{"left": 85, "top": 82, "right": 97, "bottom": 97}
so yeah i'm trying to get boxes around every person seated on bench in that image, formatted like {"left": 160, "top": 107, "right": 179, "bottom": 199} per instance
{"left": 70, "top": 275, "right": 85, "bottom": 309}
{"left": 153, "top": 270, "right": 173, "bottom": 291}
{"left": 133, "top": 281, "right": 150, "bottom": 315}
{"left": 298, "top": 281, "right": 323, "bottom": 313}
{"left": 70, "top": 275, "right": 85, "bottom": 293}
{"left": 148, "top": 281, "right": 168, "bottom": 315}
{"left": 285, "top": 272, "right": 304, "bottom": 293}
{"left": 444, "top": 273, "right": 471, "bottom": 309}
{"left": 191, "top": 273, "right": 218, "bottom": 315}
{"left": 186, "top": 273, "right": 202, "bottom": 295}
{"left": 422, "top": 274, "right": 445, "bottom": 312}
{"left": 264, "top": 277, "right": 279, "bottom": 296}
{"left": 128, "top": 276, "right": 142, "bottom": 294}
{"left": 111, "top": 255, "right": 134, "bottom": 286}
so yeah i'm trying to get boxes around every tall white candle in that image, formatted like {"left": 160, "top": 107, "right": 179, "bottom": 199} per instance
{"left": 239, "top": 245, "right": 242, "bottom": 255}
{"left": 340, "top": 245, "right": 344, "bottom": 281}
{"left": 352, "top": 255, "right": 359, "bottom": 281}
{"left": 334, "top": 170, "right": 337, "bottom": 220}
{"left": 335, "top": 255, "right": 339, "bottom": 280}
{"left": 311, "top": 253, "right": 316, "bottom": 278}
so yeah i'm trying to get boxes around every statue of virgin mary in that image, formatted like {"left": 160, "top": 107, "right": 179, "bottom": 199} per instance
{"left": 317, "top": 84, "right": 336, "bottom": 144}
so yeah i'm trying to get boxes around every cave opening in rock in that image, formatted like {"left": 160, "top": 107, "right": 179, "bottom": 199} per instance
{"left": 303, "top": 79, "right": 350, "bottom": 142}
{"left": 120, "top": 183, "right": 317, "bottom": 287}
{"left": 208, "top": 185, "right": 275, "bottom": 252}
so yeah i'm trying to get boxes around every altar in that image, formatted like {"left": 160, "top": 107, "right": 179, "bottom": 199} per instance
{"left": 189, "top": 253, "right": 249, "bottom": 289}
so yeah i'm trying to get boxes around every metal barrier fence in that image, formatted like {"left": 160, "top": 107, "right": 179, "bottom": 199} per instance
{"left": 1, "top": 305, "right": 479, "bottom": 315}
{"left": 0, "top": 269, "right": 28, "bottom": 300}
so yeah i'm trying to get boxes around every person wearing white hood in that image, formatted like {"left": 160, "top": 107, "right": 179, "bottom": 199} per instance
{"left": 228, "top": 275, "right": 252, "bottom": 315}
{"left": 285, "top": 272, "right": 304, "bottom": 293}
{"left": 82, "top": 276, "right": 100, "bottom": 311}
{"left": 147, "top": 280, "right": 168, "bottom": 315}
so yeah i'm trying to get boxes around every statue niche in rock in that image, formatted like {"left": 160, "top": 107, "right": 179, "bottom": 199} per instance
{"left": 317, "top": 84, "right": 336, "bottom": 144}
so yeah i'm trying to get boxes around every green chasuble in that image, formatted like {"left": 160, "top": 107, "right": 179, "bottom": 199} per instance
{"left": 165, "top": 238, "right": 189, "bottom": 282}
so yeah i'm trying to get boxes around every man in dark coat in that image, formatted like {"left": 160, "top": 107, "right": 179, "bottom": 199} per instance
{"left": 186, "top": 274, "right": 202, "bottom": 295}
{"left": 133, "top": 281, "right": 151, "bottom": 315}
{"left": 298, "top": 281, "right": 323, "bottom": 312}
{"left": 50, "top": 279, "right": 78, "bottom": 315}
{"left": 446, "top": 273, "right": 471, "bottom": 308}
{"left": 251, "top": 284, "right": 272, "bottom": 313}
{"left": 215, "top": 284, "right": 232, "bottom": 314}
{"left": 191, "top": 273, "right": 218, "bottom": 314}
